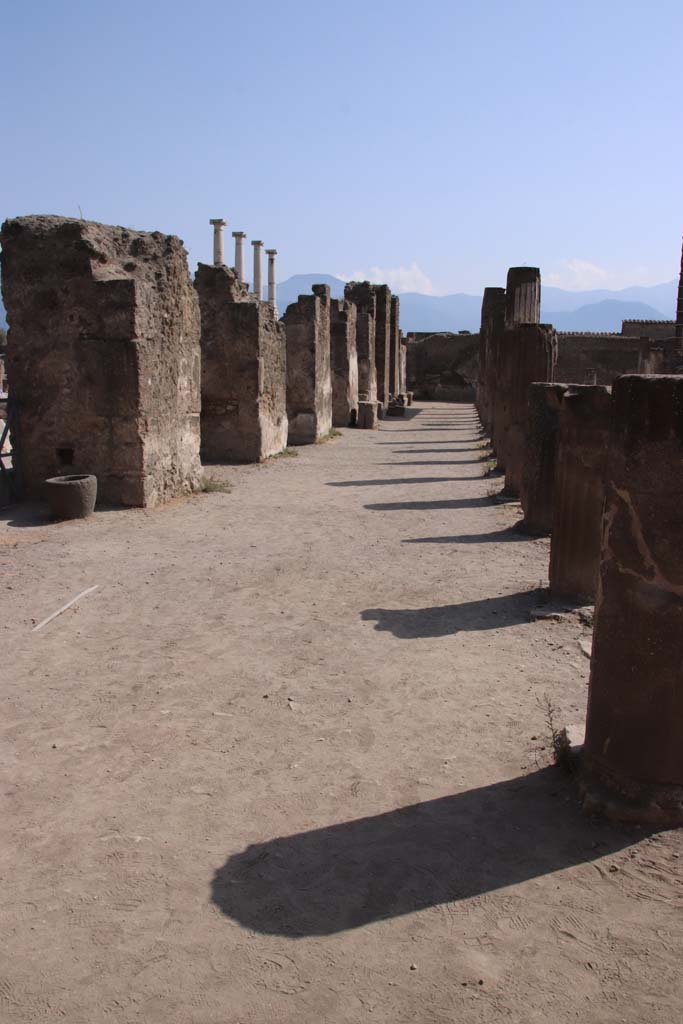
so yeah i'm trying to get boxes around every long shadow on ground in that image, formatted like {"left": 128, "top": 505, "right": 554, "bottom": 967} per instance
{"left": 327, "top": 477, "right": 480, "bottom": 488}
{"left": 403, "top": 527, "right": 536, "bottom": 545}
{"left": 365, "top": 496, "right": 496, "bottom": 512}
{"left": 361, "top": 589, "right": 540, "bottom": 638}
{"left": 210, "top": 768, "right": 652, "bottom": 937}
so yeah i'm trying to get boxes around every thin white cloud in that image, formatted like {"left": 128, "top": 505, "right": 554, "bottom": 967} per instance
{"left": 337, "top": 261, "right": 436, "bottom": 295}
{"left": 546, "top": 258, "right": 656, "bottom": 291}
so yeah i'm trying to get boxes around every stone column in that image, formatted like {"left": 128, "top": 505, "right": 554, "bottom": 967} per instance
{"left": 676, "top": 237, "right": 683, "bottom": 342}
{"left": 266, "top": 248, "right": 277, "bottom": 308}
{"left": 478, "top": 286, "right": 506, "bottom": 433}
{"left": 210, "top": 218, "right": 226, "bottom": 266}
{"left": 505, "top": 267, "right": 541, "bottom": 327}
{"left": 582, "top": 374, "right": 683, "bottom": 826}
{"left": 549, "top": 385, "right": 612, "bottom": 601}
{"left": 389, "top": 295, "right": 401, "bottom": 397}
{"left": 252, "top": 240, "right": 264, "bottom": 300}
{"left": 344, "top": 282, "right": 377, "bottom": 404}
{"left": 232, "top": 231, "right": 246, "bottom": 282}
{"left": 519, "top": 383, "right": 569, "bottom": 534}
{"left": 493, "top": 323, "right": 556, "bottom": 492}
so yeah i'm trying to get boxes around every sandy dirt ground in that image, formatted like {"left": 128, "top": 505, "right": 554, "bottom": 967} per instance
{"left": 1, "top": 401, "right": 682, "bottom": 1024}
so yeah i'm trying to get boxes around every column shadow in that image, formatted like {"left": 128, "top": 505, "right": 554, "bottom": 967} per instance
{"left": 210, "top": 769, "right": 652, "bottom": 937}
{"left": 402, "top": 527, "right": 536, "bottom": 545}
{"left": 364, "top": 496, "right": 496, "bottom": 512}
{"left": 327, "top": 476, "right": 478, "bottom": 488}
{"left": 360, "top": 590, "right": 540, "bottom": 638}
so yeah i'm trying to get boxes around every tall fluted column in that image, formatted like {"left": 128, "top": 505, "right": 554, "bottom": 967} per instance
{"left": 251, "top": 240, "right": 264, "bottom": 300}
{"left": 676, "top": 236, "right": 683, "bottom": 342}
{"left": 266, "top": 249, "right": 277, "bottom": 308}
{"left": 505, "top": 267, "right": 541, "bottom": 326}
{"left": 209, "top": 218, "right": 226, "bottom": 266}
{"left": 232, "top": 231, "right": 246, "bottom": 282}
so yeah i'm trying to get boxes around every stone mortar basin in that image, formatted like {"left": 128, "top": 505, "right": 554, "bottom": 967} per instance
{"left": 45, "top": 474, "right": 97, "bottom": 519}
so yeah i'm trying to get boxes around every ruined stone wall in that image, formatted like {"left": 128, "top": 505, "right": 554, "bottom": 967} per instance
{"left": 389, "top": 295, "right": 401, "bottom": 397}
{"left": 344, "top": 282, "right": 377, "bottom": 402}
{"left": 519, "top": 383, "right": 569, "bottom": 535}
{"left": 373, "top": 284, "right": 392, "bottom": 407}
{"left": 583, "top": 374, "right": 683, "bottom": 824}
{"left": 621, "top": 319, "right": 676, "bottom": 340}
{"left": 555, "top": 332, "right": 650, "bottom": 385}
{"left": 492, "top": 324, "right": 557, "bottom": 494}
{"left": 195, "top": 263, "right": 287, "bottom": 462}
{"left": 0, "top": 215, "right": 201, "bottom": 506}
{"left": 330, "top": 298, "right": 359, "bottom": 427}
{"left": 406, "top": 332, "right": 479, "bottom": 402}
{"left": 549, "top": 385, "right": 611, "bottom": 601}
{"left": 282, "top": 284, "right": 332, "bottom": 444}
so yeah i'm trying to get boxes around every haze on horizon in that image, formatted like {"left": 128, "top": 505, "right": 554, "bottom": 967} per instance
{"left": 2, "top": 0, "right": 682, "bottom": 297}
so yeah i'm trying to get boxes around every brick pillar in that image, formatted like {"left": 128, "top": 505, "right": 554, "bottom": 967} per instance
{"left": 195, "top": 263, "right": 287, "bottom": 462}
{"left": 330, "top": 298, "right": 359, "bottom": 427}
{"left": 582, "top": 374, "right": 683, "bottom": 825}
{"left": 282, "top": 284, "right": 332, "bottom": 444}
{"left": 505, "top": 267, "right": 541, "bottom": 327}
{"left": 373, "top": 284, "right": 392, "bottom": 408}
{"left": 549, "top": 385, "right": 612, "bottom": 600}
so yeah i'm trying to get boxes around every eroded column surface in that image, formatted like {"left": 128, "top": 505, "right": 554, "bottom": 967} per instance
{"left": 282, "top": 284, "right": 332, "bottom": 444}
{"left": 0, "top": 215, "right": 201, "bottom": 507}
{"left": 520, "top": 383, "right": 569, "bottom": 535}
{"left": 373, "top": 284, "right": 392, "bottom": 408}
{"left": 399, "top": 337, "right": 407, "bottom": 395}
{"left": 330, "top": 298, "right": 359, "bottom": 427}
{"left": 549, "top": 385, "right": 612, "bottom": 601}
{"left": 582, "top": 374, "right": 683, "bottom": 825}
{"left": 478, "top": 286, "right": 506, "bottom": 436}
{"left": 344, "top": 282, "right": 377, "bottom": 403}
{"left": 505, "top": 267, "right": 541, "bottom": 327}
{"left": 389, "top": 295, "right": 401, "bottom": 398}
{"left": 494, "top": 323, "right": 557, "bottom": 494}
{"left": 195, "top": 264, "right": 287, "bottom": 462}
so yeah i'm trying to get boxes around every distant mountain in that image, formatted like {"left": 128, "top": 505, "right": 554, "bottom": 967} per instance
{"left": 0, "top": 274, "right": 677, "bottom": 335}
{"left": 275, "top": 274, "right": 346, "bottom": 313}
{"left": 546, "top": 300, "right": 668, "bottom": 332}
{"left": 275, "top": 276, "right": 678, "bottom": 333}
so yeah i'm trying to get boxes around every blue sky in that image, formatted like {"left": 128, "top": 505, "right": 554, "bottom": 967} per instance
{"left": 3, "top": 0, "right": 682, "bottom": 295}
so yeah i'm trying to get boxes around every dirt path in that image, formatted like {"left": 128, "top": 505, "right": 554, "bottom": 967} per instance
{"left": 2, "top": 402, "right": 681, "bottom": 1024}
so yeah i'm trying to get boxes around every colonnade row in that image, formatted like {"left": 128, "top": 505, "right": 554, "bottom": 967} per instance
{"left": 0, "top": 215, "right": 408, "bottom": 509}
{"left": 476, "top": 267, "right": 683, "bottom": 827}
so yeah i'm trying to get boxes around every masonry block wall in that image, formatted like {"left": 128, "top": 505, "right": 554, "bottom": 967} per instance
{"left": 555, "top": 333, "right": 652, "bottom": 385}
{"left": 549, "top": 385, "right": 612, "bottom": 600}
{"left": 0, "top": 215, "right": 201, "bottom": 506}
{"left": 344, "top": 282, "right": 377, "bottom": 403}
{"left": 330, "top": 298, "right": 359, "bottom": 427}
{"left": 195, "top": 263, "right": 287, "bottom": 462}
{"left": 282, "top": 284, "right": 332, "bottom": 444}
{"left": 583, "top": 374, "right": 683, "bottom": 826}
